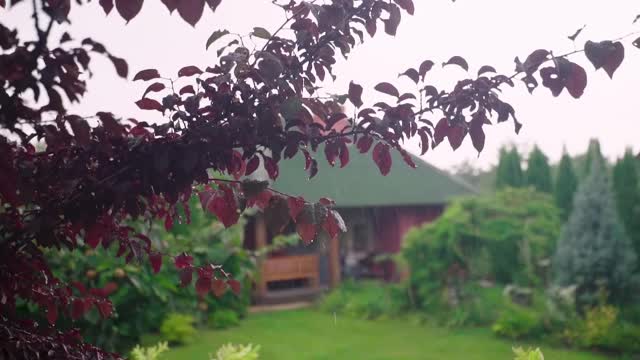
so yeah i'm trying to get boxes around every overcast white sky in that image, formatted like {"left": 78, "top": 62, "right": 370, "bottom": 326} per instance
{"left": 3, "top": 0, "right": 639, "bottom": 170}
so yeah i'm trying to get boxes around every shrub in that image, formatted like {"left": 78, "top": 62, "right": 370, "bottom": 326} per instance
{"left": 492, "top": 304, "right": 544, "bottom": 340}
{"left": 129, "top": 342, "right": 169, "bottom": 360}
{"left": 512, "top": 347, "right": 544, "bottom": 360}
{"left": 319, "top": 281, "right": 407, "bottom": 320}
{"left": 211, "top": 343, "right": 260, "bottom": 360}
{"left": 403, "top": 188, "right": 561, "bottom": 317}
{"left": 208, "top": 309, "right": 240, "bottom": 329}
{"left": 160, "top": 313, "right": 197, "bottom": 345}
{"left": 599, "top": 322, "right": 640, "bottom": 354}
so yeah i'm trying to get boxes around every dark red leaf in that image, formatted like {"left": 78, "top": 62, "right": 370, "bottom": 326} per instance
{"left": 174, "top": 253, "right": 193, "bottom": 269}
{"left": 161, "top": 0, "right": 178, "bottom": 12}
{"left": 212, "top": 279, "right": 227, "bottom": 297}
{"left": 47, "top": 303, "right": 58, "bottom": 325}
{"left": 319, "top": 197, "right": 335, "bottom": 206}
{"left": 400, "top": 68, "right": 419, "bottom": 83}
{"left": 103, "top": 282, "right": 118, "bottom": 296}
{"left": 195, "top": 276, "right": 211, "bottom": 297}
{"left": 384, "top": 4, "right": 401, "bottom": 36}
{"left": 133, "top": 69, "right": 161, "bottom": 81}
{"left": 477, "top": 65, "right": 496, "bottom": 76}
{"left": 372, "top": 143, "right": 392, "bottom": 176}
{"left": 99, "top": 0, "right": 114, "bottom": 14}
{"left": 96, "top": 301, "right": 113, "bottom": 318}
{"left": 324, "top": 141, "right": 338, "bottom": 166}
{"left": 433, "top": 118, "right": 449, "bottom": 146}
{"left": 564, "top": 62, "right": 587, "bottom": 98}
{"left": 205, "top": 0, "right": 221, "bottom": 11}
{"left": 348, "top": 81, "right": 363, "bottom": 108}
{"left": 469, "top": 114, "right": 485, "bottom": 153}
{"left": 149, "top": 252, "right": 162, "bottom": 274}
{"left": 179, "top": 85, "right": 195, "bottom": 95}
{"left": 399, "top": 148, "right": 417, "bottom": 168}
{"left": 67, "top": 116, "right": 91, "bottom": 147}
{"left": 108, "top": 55, "right": 128, "bottom": 78}
{"left": 206, "top": 186, "right": 240, "bottom": 227}
{"left": 296, "top": 222, "right": 317, "bottom": 244}
{"left": 177, "top": 0, "right": 205, "bottom": 27}
{"left": 227, "top": 279, "right": 241, "bottom": 296}
{"left": 245, "top": 156, "right": 260, "bottom": 176}
{"left": 339, "top": 142, "right": 349, "bottom": 168}
{"left": 86, "top": 224, "right": 102, "bottom": 248}
{"left": 418, "top": 130, "right": 430, "bottom": 155}
{"left": 179, "top": 268, "right": 193, "bottom": 287}
{"left": 357, "top": 136, "right": 373, "bottom": 153}
{"left": 247, "top": 189, "right": 273, "bottom": 210}
{"left": 287, "top": 196, "right": 305, "bottom": 221}
{"left": 115, "top": 0, "right": 143, "bottom": 21}
{"left": 307, "top": 159, "right": 318, "bottom": 179}
{"left": 264, "top": 196, "right": 290, "bottom": 233}
{"left": 518, "top": 49, "right": 549, "bottom": 74}
{"left": 143, "top": 82, "right": 165, "bottom": 97}
{"left": 633, "top": 37, "right": 640, "bottom": 49}
{"left": 263, "top": 156, "right": 279, "bottom": 179}
{"left": 71, "top": 299, "right": 85, "bottom": 320}
{"left": 135, "top": 98, "right": 163, "bottom": 111}
{"left": 164, "top": 214, "right": 173, "bottom": 231}
{"left": 178, "top": 65, "right": 203, "bottom": 77}
{"left": 418, "top": 60, "right": 434, "bottom": 80}
{"left": 567, "top": 25, "right": 585, "bottom": 41}
{"left": 322, "top": 209, "right": 346, "bottom": 239}
{"left": 393, "top": 0, "right": 414, "bottom": 15}
{"left": 447, "top": 124, "right": 467, "bottom": 150}
{"left": 584, "top": 40, "right": 624, "bottom": 78}
{"left": 374, "top": 82, "right": 400, "bottom": 97}
{"left": 443, "top": 56, "right": 468, "bottom": 71}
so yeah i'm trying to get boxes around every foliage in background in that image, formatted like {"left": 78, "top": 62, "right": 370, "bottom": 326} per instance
{"left": 208, "top": 309, "right": 240, "bottom": 330}
{"left": 554, "top": 150, "right": 579, "bottom": 220}
{"left": 496, "top": 147, "right": 524, "bottom": 189}
{"left": 160, "top": 313, "right": 197, "bottom": 345}
{"left": 492, "top": 303, "right": 545, "bottom": 340}
{"left": 42, "top": 195, "right": 253, "bottom": 353}
{"left": 210, "top": 343, "right": 260, "bottom": 360}
{"left": 319, "top": 281, "right": 409, "bottom": 320}
{"left": 525, "top": 146, "right": 553, "bottom": 194}
{"left": 129, "top": 342, "right": 169, "bottom": 360}
{"left": 612, "top": 149, "right": 640, "bottom": 262}
{"left": 553, "top": 161, "right": 637, "bottom": 306}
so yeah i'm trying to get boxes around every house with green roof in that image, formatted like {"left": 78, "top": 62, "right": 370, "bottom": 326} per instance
{"left": 244, "top": 147, "right": 476, "bottom": 304}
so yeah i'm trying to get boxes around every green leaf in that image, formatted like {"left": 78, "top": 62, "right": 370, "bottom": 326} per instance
{"left": 206, "top": 29, "right": 230, "bottom": 50}
{"left": 252, "top": 27, "right": 272, "bottom": 40}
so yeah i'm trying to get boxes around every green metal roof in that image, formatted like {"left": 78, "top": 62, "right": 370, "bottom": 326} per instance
{"left": 270, "top": 146, "right": 477, "bottom": 208}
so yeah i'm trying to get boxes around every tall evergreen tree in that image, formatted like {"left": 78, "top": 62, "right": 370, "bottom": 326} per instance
{"left": 553, "top": 160, "right": 637, "bottom": 305}
{"left": 525, "top": 145, "right": 553, "bottom": 193}
{"left": 496, "top": 146, "right": 523, "bottom": 189}
{"left": 582, "top": 138, "right": 605, "bottom": 177}
{"left": 612, "top": 149, "right": 640, "bottom": 261}
{"left": 554, "top": 148, "right": 578, "bottom": 220}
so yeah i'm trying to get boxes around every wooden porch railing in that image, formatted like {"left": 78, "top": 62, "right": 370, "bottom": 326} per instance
{"left": 261, "top": 254, "right": 320, "bottom": 286}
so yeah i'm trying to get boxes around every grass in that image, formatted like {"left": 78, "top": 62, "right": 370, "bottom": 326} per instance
{"left": 163, "top": 309, "right": 605, "bottom": 360}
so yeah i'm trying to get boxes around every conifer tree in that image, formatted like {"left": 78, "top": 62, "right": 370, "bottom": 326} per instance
{"left": 612, "top": 149, "right": 640, "bottom": 261}
{"left": 553, "top": 160, "right": 637, "bottom": 305}
{"left": 582, "top": 138, "right": 605, "bottom": 177}
{"left": 554, "top": 149, "right": 578, "bottom": 220}
{"left": 496, "top": 146, "right": 523, "bottom": 189}
{"left": 525, "top": 145, "right": 553, "bottom": 193}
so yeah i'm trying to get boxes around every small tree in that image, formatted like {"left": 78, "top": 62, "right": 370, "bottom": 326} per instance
{"left": 496, "top": 146, "right": 524, "bottom": 189}
{"left": 553, "top": 161, "right": 637, "bottom": 306}
{"left": 525, "top": 145, "right": 553, "bottom": 193}
{"left": 554, "top": 149, "right": 579, "bottom": 220}
{"left": 612, "top": 149, "right": 640, "bottom": 261}
{"left": 581, "top": 139, "right": 606, "bottom": 178}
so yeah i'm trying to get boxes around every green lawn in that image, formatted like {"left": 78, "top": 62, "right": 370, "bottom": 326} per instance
{"left": 163, "top": 309, "right": 606, "bottom": 360}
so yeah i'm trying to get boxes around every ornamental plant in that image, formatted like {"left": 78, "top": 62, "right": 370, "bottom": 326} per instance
{"left": 1, "top": 0, "right": 639, "bottom": 358}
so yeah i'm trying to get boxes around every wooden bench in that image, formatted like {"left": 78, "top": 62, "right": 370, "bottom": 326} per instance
{"left": 261, "top": 254, "right": 320, "bottom": 287}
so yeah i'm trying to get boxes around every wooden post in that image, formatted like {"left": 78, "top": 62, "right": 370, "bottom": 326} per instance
{"left": 255, "top": 215, "right": 268, "bottom": 299}
{"left": 328, "top": 235, "right": 341, "bottom": 288}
